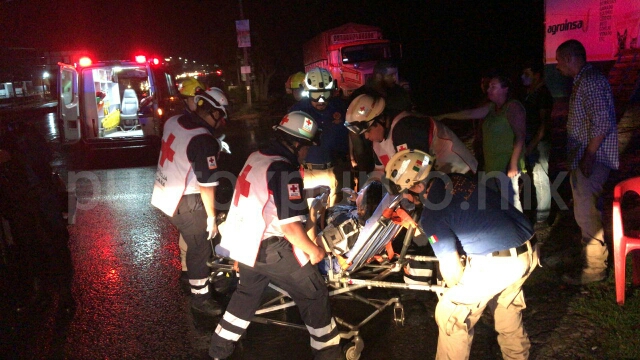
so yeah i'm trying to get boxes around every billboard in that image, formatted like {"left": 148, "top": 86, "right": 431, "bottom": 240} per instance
{"left": 545, "top": 0, "right": 640, "bottom": 63}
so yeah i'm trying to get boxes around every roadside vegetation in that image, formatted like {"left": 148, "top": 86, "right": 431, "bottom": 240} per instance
{"left": 524, "top": 202, "right": 640, "bottom": 359}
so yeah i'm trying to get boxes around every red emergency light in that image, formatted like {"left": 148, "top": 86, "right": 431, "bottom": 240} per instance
{"left": 215, "top": 69, "right": 223, "bottom": 76}
{"left": 78, "top": 56, "right": 93, "bottom": 67}
{"left": 136, "top": 54, "right": 160, "bottom": 65}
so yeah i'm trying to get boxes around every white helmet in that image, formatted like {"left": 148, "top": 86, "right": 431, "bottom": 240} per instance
{"left": 345, "top": 94, "right": 386, "bottom": 134}
{"left": 194, "top": 87, "right": 229, "bottom": 118}
{"left": 385, "top": 149, "right": 435, "bottom": 193}
{"left": 273, "top": 111, "right": 320, "bottom": 145}
{"left": 304, "top": 67, "right": 334, "bottom": 103}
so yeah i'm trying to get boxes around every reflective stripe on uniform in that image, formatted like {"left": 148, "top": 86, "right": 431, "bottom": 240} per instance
{"left": 190, "top": 286, "right": 209, "bottom": 294}
{"left": 215, "top": 324, "right": 242, "bottom": 342}
{"left": 306, "top": 318, "right": 336, "bottom": 337}
{"left": 189, "top": 278, "right": 208, "bottom": 286}
{"left": 310, "top": 333, "right": 341, "bottom": 350}
{"left": 190, "top": 278, "right": 210, "bottom": 295}
{"left": 222, "top": 312, "right": 250, "bottom": 329}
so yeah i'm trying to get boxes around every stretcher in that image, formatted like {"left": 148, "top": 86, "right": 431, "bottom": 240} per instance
{"left": 209, "top": 190, "right": 444, "bottom": 360}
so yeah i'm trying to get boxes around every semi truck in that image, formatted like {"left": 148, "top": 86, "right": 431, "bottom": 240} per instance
{"left": 303, "top": 23, "right": 401, "bottom": 97}
{"left": 57, "top": 54, "right": 184, "bottom": 162}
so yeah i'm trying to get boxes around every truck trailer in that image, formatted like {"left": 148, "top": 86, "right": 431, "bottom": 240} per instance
{"left": 544, "top": 0, "right": 640, "bottom": 100}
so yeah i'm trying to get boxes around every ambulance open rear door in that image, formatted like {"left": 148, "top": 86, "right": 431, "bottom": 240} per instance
{"left": 58, "top": 63, "right": 80, "bottom": 142}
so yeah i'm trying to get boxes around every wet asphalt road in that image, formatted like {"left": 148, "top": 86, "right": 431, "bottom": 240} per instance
{"left": 1, "top": 108, "right": 508, "bottom": 359}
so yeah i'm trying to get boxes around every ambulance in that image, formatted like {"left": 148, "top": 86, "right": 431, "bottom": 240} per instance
{"left": 57, "top": 54, "right": 184, "bottom": 158}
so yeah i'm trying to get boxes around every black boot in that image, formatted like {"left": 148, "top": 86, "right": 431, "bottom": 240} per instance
{"left": 191, "top": 294, "right": 223, "bottom": 317}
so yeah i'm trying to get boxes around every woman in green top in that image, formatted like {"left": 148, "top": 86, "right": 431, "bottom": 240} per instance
{"left": 433, "top": 74, "right": 526, "bottom": 211}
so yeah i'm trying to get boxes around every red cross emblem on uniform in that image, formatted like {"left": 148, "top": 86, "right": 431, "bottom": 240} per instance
{"left": 159, "top": 133, "right": 176, "bottom": 167}
{"left": 288, "top": 183, "right": 301, "bottom": 200}
{"left": 207, "top": 155, "right": 217, "bottom": 170}
{"left": 233, "top": 165, "right": 252, "bottom": 206}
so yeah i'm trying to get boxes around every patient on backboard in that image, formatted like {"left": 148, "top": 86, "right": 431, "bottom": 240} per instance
{"left": 318, "top": 180, "right": 384, "bottom": 255}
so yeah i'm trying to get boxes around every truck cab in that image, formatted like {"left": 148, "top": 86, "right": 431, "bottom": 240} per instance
{"left": 303, "top": 23, "right": 402, "bottom": 97}
{"left": 57, "top": 55, "right": 184, "bottom": 153}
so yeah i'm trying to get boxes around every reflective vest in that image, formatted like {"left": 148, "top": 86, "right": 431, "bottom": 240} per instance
{"left": 430, "top": 117, "right": 478, "bottom": 174}
{"left": 220, "top": 152, "right": 284, "bottom": 267}
{"left": 372, "top": 111, "right": 406, "bottom": 167}
{"left": 151, "top": 115, "right": 210, "bottom": 216}
{"left": 372, "top": 112, "right": 478, "bottom": 174}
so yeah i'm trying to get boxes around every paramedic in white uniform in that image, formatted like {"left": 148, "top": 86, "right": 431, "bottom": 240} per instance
{"left": 151, "top": 88, "right": 227, "bottom": 318}
{"left": 209, "top": 111, "right": 341, "bottom": 360}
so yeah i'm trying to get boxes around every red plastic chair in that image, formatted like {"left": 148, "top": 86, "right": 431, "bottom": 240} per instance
{"left": 613, "top": 176, "right": 640, "bottom": 305}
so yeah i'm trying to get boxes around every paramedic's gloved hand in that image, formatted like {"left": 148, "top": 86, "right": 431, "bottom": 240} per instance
{"left": 309, "top": 196, "right": 325, "bottom": 225}
{"left": 206, "top": 216, "right": 218, "bottom": 240}
{"left": 342, "top": 188, "right": 357, "bottom": 202}
{"left": 400, "top": 182, "right": 426, "bottom": 205}
{"left": 218, "top": 135, "right": 231, "bottom": 154}
{"left": 309, "top": 245, "right": 326, "bottom": 265}
{"left": 315, "top": 234, "right": 331, "bottom": 252}
{"left": 306, "top": 185, "right": 330, "bottom": 199}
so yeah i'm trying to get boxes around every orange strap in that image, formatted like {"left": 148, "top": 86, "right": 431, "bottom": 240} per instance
{"left": 385, "top": 241, "right": 395, "bottom": 260}
{"left": 369, "top": 245, "right": 395, "bottom": 263}
{"left": 343, "top": 208, "right": 415, "bottom": 269}
{"left": 382, "top": 207, "right": 395, "bottom": 219}
{"left": 391, "top": 208, "right": 417, "bottom": 229}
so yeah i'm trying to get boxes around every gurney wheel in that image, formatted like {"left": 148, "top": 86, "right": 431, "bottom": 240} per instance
{"left": 343, "top": 337, "right": 364, "bottom": 360}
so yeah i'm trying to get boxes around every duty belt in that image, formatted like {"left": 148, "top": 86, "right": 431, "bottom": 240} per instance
{"left": 302, "top": 162, "right": 333, "bottom": 170}
{"left": 488, "top": 236, "right": 536, "bottom": 257}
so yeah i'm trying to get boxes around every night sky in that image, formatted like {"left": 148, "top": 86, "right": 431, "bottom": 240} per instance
{"left": 0, "top": 0, "right": 545, "bottom": 112}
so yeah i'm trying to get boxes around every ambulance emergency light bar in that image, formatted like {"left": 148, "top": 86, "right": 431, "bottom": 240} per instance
{"left": 76, "top": 54, "right": 161, "bottom": 68}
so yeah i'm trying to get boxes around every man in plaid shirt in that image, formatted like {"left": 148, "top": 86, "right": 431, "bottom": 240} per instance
{"left": 555, "top": 39, "right": 619, "bottom": 285}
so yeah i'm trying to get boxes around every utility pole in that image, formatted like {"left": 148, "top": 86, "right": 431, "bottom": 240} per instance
{"left": 238, "top": 0, "right": 252, "bottom": 107}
